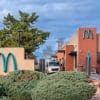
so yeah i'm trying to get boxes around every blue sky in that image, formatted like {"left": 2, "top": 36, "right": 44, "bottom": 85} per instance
{"left": 0, "top": 0, "right": 100, "bottom": 58}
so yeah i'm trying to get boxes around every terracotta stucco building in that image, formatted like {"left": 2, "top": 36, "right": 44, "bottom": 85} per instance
{"left": 56, "top": 28, "right": 100, "bottom": 72}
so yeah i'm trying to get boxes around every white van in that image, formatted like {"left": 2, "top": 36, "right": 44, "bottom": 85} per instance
{"left": 46, "top": 60, "right": 60, "bottom": 73}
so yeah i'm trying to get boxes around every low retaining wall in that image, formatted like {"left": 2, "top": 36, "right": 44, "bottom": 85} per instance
{"left": 0, "top": 48, "right": 34, "bottom": 75}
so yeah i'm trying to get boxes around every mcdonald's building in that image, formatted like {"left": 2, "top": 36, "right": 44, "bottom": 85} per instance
{"left": 0, "top": 48, "right": 34, "bottom": 75}
{"left": 56, "top": 27, "right": 100, "bottom": 73}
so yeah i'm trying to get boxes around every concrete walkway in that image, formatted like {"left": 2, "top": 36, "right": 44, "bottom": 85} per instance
{"left": 89, "top": 74, "right": 100, "bottom": 100}
{"left": 90, "top": 74, "right": 100, "bottom": 80}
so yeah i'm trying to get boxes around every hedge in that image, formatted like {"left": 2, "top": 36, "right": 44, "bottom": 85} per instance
{"left": 46, "top": 71, "right": 88, "bottom": 82}
{"left": 0, "top": 97, "right": 11, "bottom": 100}
{"left": 11, "top": 91, "right": 32, "bottom": 100}
{"left": 0, "top": 71, "right": 96, "bottom": 100}
{"left": 32, "top": 71, "right": 96, "bottom": 100}
{"left": 0, "top": 70, "right": 45, "bottom": 99}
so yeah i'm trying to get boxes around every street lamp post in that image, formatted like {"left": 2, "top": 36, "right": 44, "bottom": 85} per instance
{"left": 18, "top": 29, "right": 23, "bottom": 47}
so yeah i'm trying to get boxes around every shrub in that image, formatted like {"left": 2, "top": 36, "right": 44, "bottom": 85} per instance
{"left": 7, "top": 70, "right": 45, "bottom": 82}
{"left": 11, "top": 91, "right": 32, "bottom": 100}
{"left": 32, "top": 71, "right": 96, "bottom": 100}
{"left": 0, "top": 84, "right": 7, "bottom": 97}
{"left": 7, "top": 70, "right": 45, "bottom": 97}
{"left": 0, "top": 70, "right": 45, "bottom": 98}
{"left": 46, "top": 71, "right": 88, "bottom": 83}
{"left": 0, "top": 96, "right": 11, "bottom": 100}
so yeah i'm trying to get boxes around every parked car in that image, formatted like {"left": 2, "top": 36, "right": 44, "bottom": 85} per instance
{"left": 46, "top": 60, "right": 60, "bottom": 74}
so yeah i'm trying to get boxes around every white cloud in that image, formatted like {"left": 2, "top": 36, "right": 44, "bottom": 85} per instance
{"left": 0, "top": 9, "right": 12, "bottom": 21}
{"left": 2, "top": 9, "right": 10, "bottom": 15}
{"left": 0, "top": 0, "right": 100, "bottom": 53}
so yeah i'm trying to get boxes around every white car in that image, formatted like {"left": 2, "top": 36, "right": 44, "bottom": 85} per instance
{"left": 46, "top": 61, "right": 60, "bottom": 73}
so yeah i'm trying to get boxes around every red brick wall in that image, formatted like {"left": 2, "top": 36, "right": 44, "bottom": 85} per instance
{"left": 56, "top": 46, "right": 66, "bottom": 71}
{"left": 65, "top": 45, "right": 74, "bottom": 71}
{"left": 56, "top": 45, "right": 74, "bottom": 71}
{"left": 56, "top": 52, "right": 64, "bottom": 61}
{"left": 78, "top": 28, "right": 97, "bottom": 71}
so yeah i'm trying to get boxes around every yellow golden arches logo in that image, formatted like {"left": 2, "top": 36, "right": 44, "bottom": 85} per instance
{"left": 0, "top": 52, "right": 17, "bottom": 73}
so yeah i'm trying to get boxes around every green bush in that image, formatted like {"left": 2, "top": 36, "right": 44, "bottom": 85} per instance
{"left": 0, "top": 96, "right": 11, "bottom": 100}
{"left": 0, "top": 84, "right": 7, "bottom": 97}
{"left": 0, "top": 71, "right": 96, "bottom": 100}
{"left": 0, "top": 70, "right": 45, "bottom": 98}
{"left": 11, "top": 91, "right": 32, "bottom": 100}
{"left": 46, "top": 71, "right": 88, "bottom": 83}
{"left": 32, "top": 72, "right": 96, "bottom": 100}
{"left": 7, "top": 70, "right": 45, "bottom": 82}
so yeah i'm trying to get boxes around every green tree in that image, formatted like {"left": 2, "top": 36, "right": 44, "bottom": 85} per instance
{"left": 0, "top": 11, "right": 50, "bottom": 58}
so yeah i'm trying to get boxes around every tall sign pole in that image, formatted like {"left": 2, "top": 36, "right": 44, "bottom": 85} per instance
{"left": 86, "top": 52, "right": 91, "bottom": 76}
{"left": 18, "top": 29, "right": 23, "bottom": 47}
